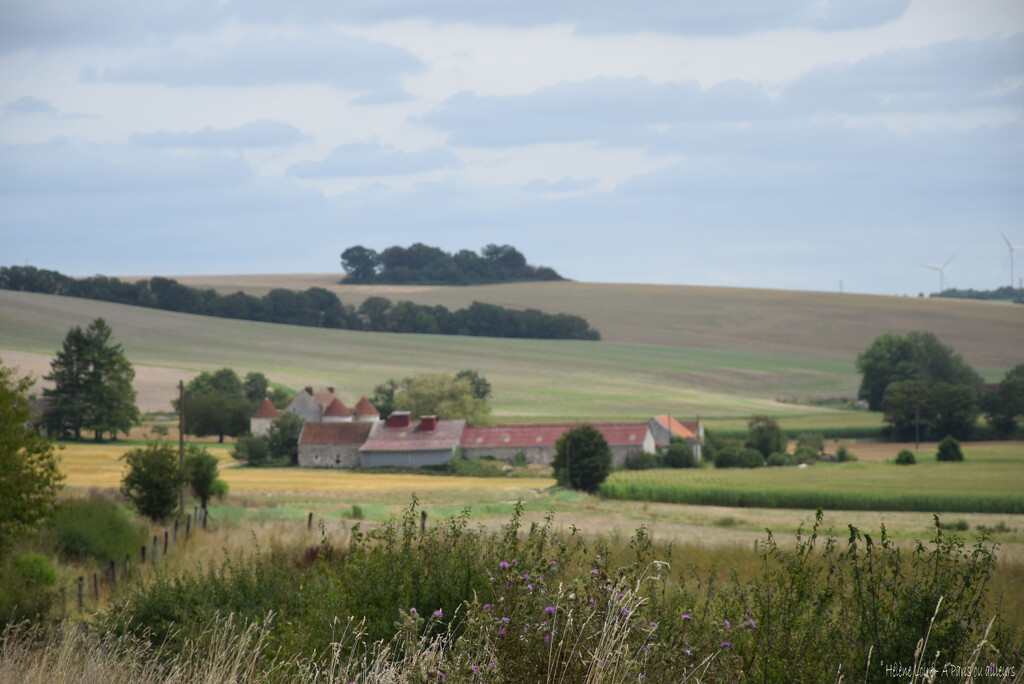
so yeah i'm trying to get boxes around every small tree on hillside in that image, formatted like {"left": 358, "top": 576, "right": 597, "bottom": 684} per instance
{"left": 121, "top": 442, "right": 181, "bottom": 522}
{"left": 267, "top": 413, "right": 304, "bottom": 465}
{"left": 745, "top": 415, "right": 787, "bottom": 458}
{"left": 552, "top": 425, "right": 612, "bottom": 493}
{"left": 184, "top": 446, "right": 228, "bottom": 519}
{"left": 936, "top": 435, "right": 964, "bottom": 462}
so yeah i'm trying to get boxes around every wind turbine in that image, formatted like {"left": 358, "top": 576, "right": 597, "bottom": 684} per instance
{"left": 1000, "top": 231, "right": 1023, "bottom": 289}
{"left": 920, "top": 250, "right": 957, "bottom": 292}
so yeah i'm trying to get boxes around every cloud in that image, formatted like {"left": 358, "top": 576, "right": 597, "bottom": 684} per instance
{"left": 286, "top": 143, "right": 458, "bottom": 177}
{"left": 523, "top": 177, "right": 598, "bottom": 193}
{"left": 132, "top": 121, "right": 305, "bottom": 148}
{"left": 4, "top": 96, "right": 58, "bottom": 115}
{"left": 229, "top": 0, "right": 910, "bottom": 35}
{"left": 88, "top": 29, "right": 423, "bottom": 92}
{"left": 0, "top": 0, "right": 221, "bottom": 53}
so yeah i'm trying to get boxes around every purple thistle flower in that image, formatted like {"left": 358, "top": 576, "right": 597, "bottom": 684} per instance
{"left": 649, "top": 621, "right": 658, "bottom": 629}
{"left": 544, "top": 634, "right": 551, "bottom": 643}
{"left": 724, "top": 619, "right": 731, "bottom": 629}
{"left": 512, "top": 559, "right": 518, "bottom": 565}
{"left": 589, "top": 598, "right": 595, "bottom": 604}
{"left": 499, "top": 629, "right": 505, "bottom": 637}
{"left": 682, "top": 613, "right": 690, "bottom": 620}
{"left": 528, "top": 584, "right": 533, "bottom": 591}
{"left": 545, "top": 606, "right": 556, "bottom": 613}
{"left": 502, "top": 617, "right": 510, "bottom": 623}
{"left": 621, "top": 608, "right": 630, "bottom": 615}
{"left": 499, "top": 561, "right": 509, "bottom": 568}
{"left": 590, "top": 569, "right": 599, "bottom": 574}
{"left": 721, "top": 641, "right": 731, "bottom": 648}
{"left": 483, "top": 603, "right": 490, "bottom": 611}
{"left": 472, "top": 666, "right": 478, "bottom": 673}
{"left": 524, "top": 573, "right": 530, "bottom": 580}
{"left": 410, "top": 607, "right": 417, "bottom": 614}
{"left": 434, "top": 609, "right": 443, "bottom": 618}
{"left": 748, "top": 618, "right": 756, "bottom": 629}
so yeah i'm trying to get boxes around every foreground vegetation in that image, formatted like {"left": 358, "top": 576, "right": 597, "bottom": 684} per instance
{"left": 2, "top": 504, "right": 1021, "bottom": 683}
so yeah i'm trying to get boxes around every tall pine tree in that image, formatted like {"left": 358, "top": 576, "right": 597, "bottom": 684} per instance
{"left": 44, "top": 318, "right": 139, "bottom": 441}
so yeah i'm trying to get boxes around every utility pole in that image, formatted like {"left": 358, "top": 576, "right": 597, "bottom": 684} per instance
{"left": 178, "top": 380, "right": 185, "bottom": 513}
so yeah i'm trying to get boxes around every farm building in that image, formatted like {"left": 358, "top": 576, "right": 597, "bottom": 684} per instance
{"left": 648, "top": 415, "right": 704, "bottom": 462}
{"left": 460, "top": 422, "right": 653, "bottom": 468}
{"left": 251, "top": 386, "right": 379, "bottom": 436}
{"left": 297, "top": 422, "right": 374, "bottom": 468}
{"left": 360, "top": 412, "right": 466, "bottom": 468}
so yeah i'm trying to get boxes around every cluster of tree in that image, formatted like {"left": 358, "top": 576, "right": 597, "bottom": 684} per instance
{"left": 980, "top": 365, "right": 1024, "bottom": 436}
{"left": 624, "top": 437, "right": 696, "bottom": 470}
{"left": 340, "top": 243, "right": 563, "bottom": 285}
{"left": 856, "top": 332, "right": 986, "bottom": 440}
{"left": 1, "top": 265, "right": 598, "bottom": 341}
{"left": 932, "top": 286, "right": 1024, "bottom": 304}
{"left": 704, "top": 417, "right": 853, "bottom": 469}
{"left": 43, "top": 318, "right": 140, "bottom": 441}
{"left": 0, "top": 360, "right": 64, "bottom": 557}
{"left": 175, "top": 368, "right": 289, "bottom": 443}
{"left": 371, "top": 370, "right": 492, "bottom": 426}
{"left": 232, "top": 413, "right": 304, "bottom": 466}
{"left": 120, "top": 442, "right": 227, "bottom": 522}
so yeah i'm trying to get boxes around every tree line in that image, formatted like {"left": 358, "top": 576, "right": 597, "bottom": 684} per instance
{"left": 340, "top": 243, "right": 563, "bottom": 285}
{"left": 0, "top": 265, "right": 599, "bottom": 341}
{"left": 931, "top": 286, "right": 1024, "bottom": 303}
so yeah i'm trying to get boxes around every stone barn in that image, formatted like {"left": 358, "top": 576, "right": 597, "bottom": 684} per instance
{"left": 460, "top": 422, "right": 653, "bottom": 468}
{"left": 297, "top": 422, "right": 373, "bottom": 468}
{"left": 648, "top": 415, "right": 704, "bottom": 462}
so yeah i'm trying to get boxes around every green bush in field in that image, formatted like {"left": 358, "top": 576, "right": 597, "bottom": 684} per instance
{"left": 937, "top": 435, "right": 964, "bottom": 462}
{"left": 793, "top": 445, "right": 818, "bottom": 465}
{"left": 895, "top": 449, "right": 916, "bottom": 465}
{"left": 52, "top": 496, "right": 144, "bottom": 562}
{"left": 836, "top": 444, "right": 856, "bottom": 462}
{"left": 232, "top": 433, "right": 272, "bottom": 465}
{"left": 624, "top": 450, "right": 660, "bottom": 470}
{"left": 120, "top": 442, "right": 182, "bottom": 523}
{"left": 714, "top": 444, "right": 764, "bottom": 468}
{"left": 0, "top": 553, "right": 57, "bottom": 625}
{"left": 795, "top": 432, "right": 824, "bottom": 454}
{"left": 662, "top": 437, "right": 696, "bottom": 468}
{"left": 766, "top": 452, "right": 796, "bottom": 467}
{"left": 745, "top": 415, "right": 787, "bottom": 458}
{"left": 553, "top": 425, "right": 612, "bottom": 492}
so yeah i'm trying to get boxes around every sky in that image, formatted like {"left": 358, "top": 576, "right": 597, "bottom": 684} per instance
{"left": 1, "top": 0, "right": 1022, "bottom": 295}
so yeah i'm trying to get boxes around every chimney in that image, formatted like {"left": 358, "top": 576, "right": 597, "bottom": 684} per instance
{"left": 305, "top": 386, "right": 314, "bottom": 396}
{"left": 420, "top": 415, "right": 438, "bottom": 432}
{"left": 387, "top": 411, "right": 411, "bottom": 428}
{"left": 327, "top": 386, "right": 335, "bottom": 394}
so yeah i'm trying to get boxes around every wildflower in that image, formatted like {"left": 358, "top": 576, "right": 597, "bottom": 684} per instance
{"left": 512, "top": 559, "right": 518, "bottom": 565}
{"left": 589, "top": 598, "right": 595, "bottom": 604}
{"left": 502, "top": 617, "right": 510, "bottom": 623}
{"left": 681, "top": 613, "right": 690, "bottom": 620}
{"left": 498, "top": 629, "right": 505, "bottom": 637}
{"left": 724, "top": 619, "right": 731, "bottom": 629}
{"left": 499, "top": 561, "right": 509, "bottom": 568}
{"left": 524, "top": 573, "right": 530, "bottom": 580}
{"left": 747, "top": 618, "right": 755, "bottom": 629}
{"left": 524, "top": 626, "right": 529, "bottom": 632}
{"left": 545, "top": 606, "right": 556, "bottom": 613}
{"left": 721, "top": 642, "right": 731, "bottom": 648}
{"left": 544, "top": 634, "right": 551, "bottom": 643}
{"left": 483, "top": 603, "right": 491, "bottom": 611}
{"left": 410, "top": 608, "right": 417, "bottom": 614}
{"left": 621, "top": 608, "right": 630, "bottom": 616}
{"left": 590, "top": 569, "right": 599, "bottom": 574}
{"left": 649, "top": 621, "right": 658, "bottom": 629}
{"left": 528, "top": 584, "right": 534, "bottom": 591}
{"left": 618, "top": 593, "right": 625, "bottom": 598}
{"left": 434, "top": 609, "right": 443, "bottom": 618}
{"left": 472, "top": 666, "right": 478, "bottom": 674}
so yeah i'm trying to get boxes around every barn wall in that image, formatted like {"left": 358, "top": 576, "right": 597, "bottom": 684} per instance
{"left": 298, "top": 443, "right": 362, "bottom": 468}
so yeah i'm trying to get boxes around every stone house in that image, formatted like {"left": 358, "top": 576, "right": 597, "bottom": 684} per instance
{"left": 250, "top": 386, "right": 379, "bottom": 436}
{"left": 647, "top": 415, "right": 704, "bottom": 462}
{"left": 460, "top": 422, "right": 653, "bottom": 468}
{"left": 297, "top": 422, "right": 374, "bottom": 468}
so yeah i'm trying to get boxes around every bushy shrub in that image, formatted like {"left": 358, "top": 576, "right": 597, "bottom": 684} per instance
{"left": 793, "top": 445, "right": 818, "bottom": 465}
{"left": 553, "top": 425, "right": 612, "bottom": 492}
{"left": 662, "top": 438, "right": 696, "bottom": 468}
{"left": 232, "top": 433, "right": 271, "bottom": 465}
{"left": 624, "top": 450, "right": 660, "bottom": 470}
{"left": 836, "top": 444, "right": 856, "bottom": 462}
{"left": 895, "top": 449, "right": 916, "bottom": 465}
{"left": 714, "top": 444, "right": 764, "bottom": 468}
{"left": 0, "top": 553, "right": 57, "bottom": 625}
{"left": 766, "top": 452, "right": 796, "bottom": 467}
{"left": 795, "top": 432, "right": 824, "bottom": 454}
{"left": 745, "top": 415, "right": 787, "bottom": 457}
{"left": 937, "top": 435, "right": 964, "bottom": 461}
{"left": 52, "top": 496, "right": 144, "bottom": 562}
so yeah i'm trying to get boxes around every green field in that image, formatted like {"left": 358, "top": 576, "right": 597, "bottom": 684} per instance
{"left": 601, "top": 443, "right": 1024, "bottom": 513}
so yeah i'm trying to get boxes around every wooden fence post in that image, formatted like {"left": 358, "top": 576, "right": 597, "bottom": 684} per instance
{"left": 174, "top": 518, "right": 179, "bottom": 544}
{"left": 141, "top": 545, "right": 146, "bottom": 564}
{"left": 77, "top": 576, "right": 83, "bottom": 613}
{"left": 308, "top": 512, "right": 313, "bottom": 530}
{"left": 109, "top": 560, "right": 116, "bottom": 590}
{"left": 153, "top": 535, "right": 159, "bottom": 561}
{"left": 420, "top": 510, "right": 426, "bottom": 533}
{"left": 164, "top": 530, "right": 169, "bottom": 555}
{"left": 92, "top": 573, "right": 99, "bottom": 602}
{"left": 186, "top": 515, "right": 191, "bottom": 540}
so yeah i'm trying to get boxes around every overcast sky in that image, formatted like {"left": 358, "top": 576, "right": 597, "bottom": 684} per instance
{"left": 1, "top": 0, "right": 1022, "bottom": 295}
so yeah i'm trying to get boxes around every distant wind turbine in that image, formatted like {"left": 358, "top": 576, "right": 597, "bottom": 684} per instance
{"left": 919, "top": 250, "right": 957, "bottom": 292}
{"left": 1000, "top": 231, "right": 1023, "bottom": 289}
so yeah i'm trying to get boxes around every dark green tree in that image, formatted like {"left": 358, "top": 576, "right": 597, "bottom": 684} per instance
{"left": 340, "top": 246, "right": 381, "bottom": 282}
{"left": 371, "top": 378, "right": 402, "bottom": 418}
{"left": 745, "top": 415, "right": 787, "bottom": 458}
{"left": 43, "top": 318, "right": 140, "bottom": 441}
{"left": 856, "top": 331, "right": 982, "bottom": 411}
{"left": 929, "top": 382, "right": 979, "bottom": 440}
{"left": 936, "top": 435, "right": 964, "bottom": 462}
{"left": 662, "top": 436, "right": 695, "bottom": 468}
{"left": 394, "top": 373, "right": 491, "bottom": 426}
{"left": 981, "top": 364, "right": 1024, "bottom": 436}
{"left": 184, "top": 446, "right": 228, "bottom": 517}
{"left": 454, "top": 369, "right": 492, "bottom": 400}
{"left": 243, "top": 371, "right": 269, "bottom": 403}
{"left": 267, "top": 413, "right": 304, "bottom": 465}
{"left": 552, "top": 425, "right": 612, "bottom": 493}
{"left": 881, "top": 380, "right": 931, "bottom": 441}
{"left": 178, "top": 368, "right": 251, "bottom": 443}
{"left": 0, "top": 360, "right": 64, "bottom": 556}
{"left": 120, "top": 442, "right": 181, "bottom": 523}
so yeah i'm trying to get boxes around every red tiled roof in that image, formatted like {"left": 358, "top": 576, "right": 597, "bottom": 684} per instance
{"left": 251, "top": 398, "right": 280, "bottom": 419}
{"left": 654, "top": 415, "right": 697, "bottom": 442}
{"left": 312, "top": 389, "right": 336, "bottom": 405}
{"left": 361, "top": 419, "right": 466, "bottom": 452}
{"left": 354, "top": 395, "right": 379, "bottom": 417}
{"left": 461, "top": 423, "right": 648, "bottom": 449}
{"left": 323, "top": 397, "right": 353, "bottom": 417}
{"left": 299, "top": 422, "right": 372, "bottom": 446}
